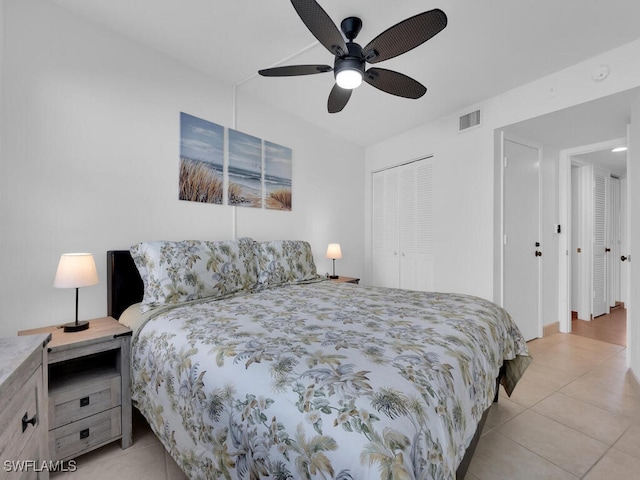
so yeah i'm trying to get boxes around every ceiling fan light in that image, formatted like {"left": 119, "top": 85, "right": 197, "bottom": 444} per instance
{"left": 336, "top": 69, "right": 363, "bottom": 89}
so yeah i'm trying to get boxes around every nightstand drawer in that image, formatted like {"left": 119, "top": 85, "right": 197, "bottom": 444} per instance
{"left": 49, "top": 372, "right": 121, "bottom": 428}
{"left": 0, "top": 368, "right": 43, "bottom": 469}
{"left": 50, "top": 407, "right": 121, "bottom": 461}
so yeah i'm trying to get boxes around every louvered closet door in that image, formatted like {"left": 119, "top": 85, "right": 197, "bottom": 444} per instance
{"left": 372, "top": 158, "right": 433, "bottom": 290}
{"left": 372, "top": 167, "right": 400, "bottom": 287}
{"left": 592, "top": 167, "right": 610, "bottom": 318}
{"left": 398, "top": 161, "right": 434, "bottom": 291}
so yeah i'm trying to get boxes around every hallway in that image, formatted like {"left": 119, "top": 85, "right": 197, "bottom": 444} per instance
{"left": 572, "top": 307, "right": 626, "bottom": 347}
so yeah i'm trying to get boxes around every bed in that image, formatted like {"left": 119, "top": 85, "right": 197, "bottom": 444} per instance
{"left": 107, "top": 238, "right": 531, "bottom": 480}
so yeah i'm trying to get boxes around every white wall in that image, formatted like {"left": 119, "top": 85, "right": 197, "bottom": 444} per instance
{"left": 365, "top": 39, "right": 640, "bottom": 308}
{"left": 0, "top": 0, "right": 364, "bottom": 335}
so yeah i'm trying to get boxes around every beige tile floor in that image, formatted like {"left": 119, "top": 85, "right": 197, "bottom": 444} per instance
{"left": 51, "top": 332, "right": 639, "bottom": 479}
{"left": 468, "top": 333, "right": 640, "bottom": 480}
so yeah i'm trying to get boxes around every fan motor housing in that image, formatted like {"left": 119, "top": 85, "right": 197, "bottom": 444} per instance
{"left": 334, "top": 43, "right": 365, "bottom": 82}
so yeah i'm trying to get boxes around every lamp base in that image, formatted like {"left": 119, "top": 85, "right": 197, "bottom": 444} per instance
{"left": 328, "top": 275, "right": 339, "bottom": 279}
{"left": 63, "top": 320, "right": 90, "bottom": 332}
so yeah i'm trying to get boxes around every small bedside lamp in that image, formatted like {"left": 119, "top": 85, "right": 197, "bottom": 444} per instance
{"left": 326, "top": 243, "right": 342, "bottom": 279}
{"left": 53, "top": 253, "right": 99, "bottom": 332}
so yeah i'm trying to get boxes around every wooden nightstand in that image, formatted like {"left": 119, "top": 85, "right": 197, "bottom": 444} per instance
{"left": 330, "top": 276, "right": 360, "bottom": 284}
{"left": 19, "top": 317, "right": 132, "bottom": 461}
{"left": 0, "top": 334, "right": 50, "bottom": 480}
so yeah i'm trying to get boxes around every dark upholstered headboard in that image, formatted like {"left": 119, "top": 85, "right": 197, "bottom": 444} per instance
{"left": 107, "top": 250, "right": 144, "bottom": 320}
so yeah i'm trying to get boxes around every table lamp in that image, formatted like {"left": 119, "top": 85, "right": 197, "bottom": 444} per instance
{"left": 53, "top": 253, "right": 98, "bottom": 332}
{"left": 326, "top": 243, "right": 342, "bottom": 279}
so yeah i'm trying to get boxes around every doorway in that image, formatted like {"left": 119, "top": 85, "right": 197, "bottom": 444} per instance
{"left": 568, "top": 145, "right": 628, "bottom": 345}
{"left": 572, "top": 307, "right": 626, "bottom": 346}
{"left": 560, "top": 137, "right": 628, "bottom": 335}
{"left": 495, "top": 88, "right": 639, "bottom": 374}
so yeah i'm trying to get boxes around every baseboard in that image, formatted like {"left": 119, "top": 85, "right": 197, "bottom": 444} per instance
{"left": 543, "top": 322, "right": 560, "bottom": 336}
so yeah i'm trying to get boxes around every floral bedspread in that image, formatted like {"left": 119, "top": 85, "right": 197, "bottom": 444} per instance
{"left": 131, "top": 281, "right": 530, "bottom": 480}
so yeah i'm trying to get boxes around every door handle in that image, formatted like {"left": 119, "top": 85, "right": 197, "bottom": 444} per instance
{"left": 22, "top": 413, "right": 37, "bottom": 433}
{"left": 621, "top": 255, "right": 628, "bottom": 262}
{"left": 605, "top": 248, "right": 611, "bottom": 252}
{"left": 535, "top": 251, "right": 542, "bottom": 257}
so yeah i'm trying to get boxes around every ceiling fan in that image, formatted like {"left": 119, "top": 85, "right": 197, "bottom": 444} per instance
{"left": 258, "top": 0, "right": 447, "bottom": 113}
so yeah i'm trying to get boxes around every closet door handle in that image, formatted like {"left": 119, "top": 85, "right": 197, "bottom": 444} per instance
{"left": 22, "top": 413, "right": 37, "bottom": 432}
{"left": 621, "top": 255, "right": 628, "bottom": 262}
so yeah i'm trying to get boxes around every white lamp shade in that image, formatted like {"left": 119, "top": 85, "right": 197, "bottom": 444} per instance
{"left": 53, "top": 253, "right": 99, "bottom": 288}
{"left": 326, "top": 243, "right": 342, "bottom": 260}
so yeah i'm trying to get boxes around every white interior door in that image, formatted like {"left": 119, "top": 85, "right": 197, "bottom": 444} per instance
{"left": 570, "top": 166, "right": 582, "bottom": 315}
{"left": 620, "top": 177, "right": 628, "bottom": 307}
{"left": 592, "top": 167, "right": 610, "bottom": 317}
{"left": 503, "top": 137, "right": 542, "bottom": 341}
{"left": 627, "top": 101, "right": 639, "bottom": 374}
{"left": 609, "top": 177, "right": 622, "bottom": 307}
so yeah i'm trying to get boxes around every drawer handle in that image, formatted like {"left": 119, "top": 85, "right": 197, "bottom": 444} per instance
{"left": 22, "top": 413, "right": 37, "bottom": 433}
{"left": 80, "top": 428, "right": 90, "bottom": 439}
{"left": 80, "top": 396, "right": 90, "bottom": 407}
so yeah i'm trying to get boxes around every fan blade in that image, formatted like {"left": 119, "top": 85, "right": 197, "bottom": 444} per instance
{"left": 291, "top": 0, "right": 348, "bottom": 56}
{"left": 327, "top": 84, "right": 352, "bottom": 113}
{"left": 259, "top": 65, "right": 332, "bottom": 77}
{"left": 363, "top": 9, "right": 447, "bottom": 64}
{"left": 364, "top": 68, "right": 427, "bottom": 99}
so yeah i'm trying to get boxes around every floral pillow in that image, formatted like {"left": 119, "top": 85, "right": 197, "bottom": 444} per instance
{"left": 255, "top": 240, "right": 321, "bottom": 287}
{"left": 130, "top": 238, "right": 258, "bottom": 312}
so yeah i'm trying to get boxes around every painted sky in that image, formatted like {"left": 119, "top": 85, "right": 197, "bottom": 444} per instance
{"left": 229, "top": 129, "right": 262, "bottom": 174}
{"left": 265, "top": 140, "right": 292, "bottom": 181}
{"left": 180, "top": 112, "right": 224, "bottom": 168}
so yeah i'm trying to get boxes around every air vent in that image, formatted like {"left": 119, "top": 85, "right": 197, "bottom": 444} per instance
{"left": 459, "top": 109, "right": 481, "bottom": 131}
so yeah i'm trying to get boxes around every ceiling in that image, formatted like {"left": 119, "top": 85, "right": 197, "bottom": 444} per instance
{"left": 573, "top": 149, "right": 628, "bottom": 177}
{"left": 503, "top": 87, "right": 639, "bottom": 176}
{"left": 49, "top": 0, "right": 640, "bottom": 147}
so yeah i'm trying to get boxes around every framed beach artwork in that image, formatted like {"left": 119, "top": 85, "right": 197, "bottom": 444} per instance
{"left": 264, "top": 140, "right": 292, "bottom": 211}
{"left": 178, "top": 112, "right": 293, "bottom": 210}
{"left": 228, "top": 128, "right": 263, "bottom": 208}
{"left": 178, "top": 112, "right": 225, "bottom": 205}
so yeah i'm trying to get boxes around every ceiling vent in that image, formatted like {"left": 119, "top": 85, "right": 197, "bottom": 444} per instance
{"left": 459, "top": 109, "right": 481, "bottom": 131}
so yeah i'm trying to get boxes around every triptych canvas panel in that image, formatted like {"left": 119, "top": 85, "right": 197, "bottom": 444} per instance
{"left": 179, "top": 112, "right": 292, "bottom": 210}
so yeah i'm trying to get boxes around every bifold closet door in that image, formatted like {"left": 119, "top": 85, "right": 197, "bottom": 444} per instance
{"left": 372, "top": 158, "right": 433, "bottom": 291}
{"left": 372, "top": 167, "right": 400, "bottom": 288}
{"left": 592, "top": 167, "right": 610, "bottom": 318}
